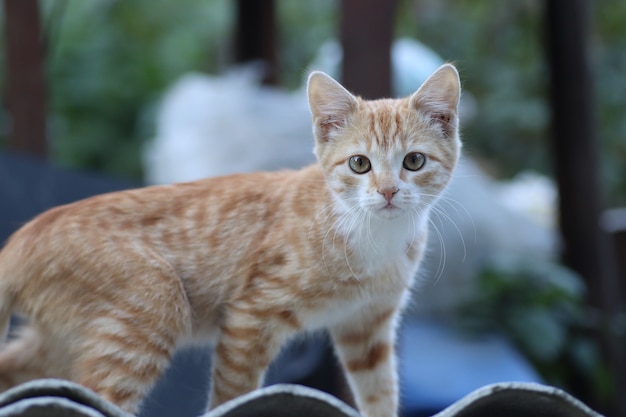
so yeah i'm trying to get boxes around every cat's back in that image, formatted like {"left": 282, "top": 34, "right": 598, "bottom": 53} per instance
{"left": 0, "top": 165, "right": 327, "bottom": 269}
{"left": 0, "top": 164, "right": 328, "bottom": 328}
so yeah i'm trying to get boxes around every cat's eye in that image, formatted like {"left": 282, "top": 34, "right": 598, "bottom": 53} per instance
{"left": 403, "top": 152, "right": 426, "bottom": 171}
{"left": 348, "top": 155, "right": 371, "bottom": 174}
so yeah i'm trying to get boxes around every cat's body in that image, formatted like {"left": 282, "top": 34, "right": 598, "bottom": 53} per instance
{"left": 0, "top": 64, "right": 461, "bottom": 417}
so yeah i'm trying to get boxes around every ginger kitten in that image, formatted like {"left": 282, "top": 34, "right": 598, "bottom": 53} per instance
{"left": 0, "top": 64, "right": 461, "bottom": 417}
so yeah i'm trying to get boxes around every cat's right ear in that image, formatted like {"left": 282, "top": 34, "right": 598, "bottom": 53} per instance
{"left": 409, "top": 64, "right": 461, "bottom": 139}
{"left": 307, "top": 71, "right": 359, "bottom": 143}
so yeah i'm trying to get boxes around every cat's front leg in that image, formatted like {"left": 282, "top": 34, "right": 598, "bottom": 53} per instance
{"left": 330, "top": 305, "right": 402, "bottom": 417}
{"left": 207, "top": 303, "right": 291, "bottom": 410}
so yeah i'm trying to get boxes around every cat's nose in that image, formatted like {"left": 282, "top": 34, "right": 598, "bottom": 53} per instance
{"left": 378, "top": 187, "right": 399, "bottom": 203}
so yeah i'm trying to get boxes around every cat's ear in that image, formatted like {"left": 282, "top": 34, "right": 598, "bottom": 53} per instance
{"left": 409, "top": 64, "right": 461, "bottom": 138}
{"left": 307, "top": 71, "right": 359, "bottom": 143}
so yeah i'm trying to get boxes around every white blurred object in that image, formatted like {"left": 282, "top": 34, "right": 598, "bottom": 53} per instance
{"left": 307, "top": 37, "right": 476, "bottom": 120}
{"left": 144, "top": 66, "right": 313, "bottom": 184}
{"left": 392, "top": 37, "right": 447, "bottom": 97}
{"left": 307, "top": 37, "right": 444, "bottom": 97}
{"left": 496, "top": 171, "right": 558, "bottom": 230}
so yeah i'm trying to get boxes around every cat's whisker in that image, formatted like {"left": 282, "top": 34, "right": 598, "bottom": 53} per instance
{"left": 431, "top": 193, "right": 477, "bottom": 245}
{"left": 425, "top": 192, "right": 473, "bottom": 220}
{"left": 426, "top": 212, "right": 447, "bottom": 286}
{"left": 429, "top": 205, "right": 468, "bottom": 263}
{"left": 409, "top": 202, "right": 446, "bottom": 285}
{"left": 325, "top": 209, "right": 351, "bottom": 276}
{"left": 317, "top": 200, "right": 358, "bottom": 275}
{"left": 321, "top": 206, "right": 343, "bottom": 263}
{"left": 422, "top": 193, "right": 474, "bottom": 262}
{"left": 309, "top": 201, "right": 338, "bottom": 239}
{"left": 324, "top": 201, "right": 358, "bottom": 258}
{"left": 404, "top": 213, "right": 416, "bottom": 256}
{"left": 406, "top": 210, "right": 423, "bottom": 257}
{"left": 365, "top": 212, "right": 378, "bottom": 253}
{"left": 342, "top": 205, "right": 364, "bottom": 281}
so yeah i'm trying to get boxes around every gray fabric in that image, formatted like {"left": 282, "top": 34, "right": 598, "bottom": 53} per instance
{"left": 432, "top": 382, "right": 603, "bottom": 417}
{"left": 206, "top": 384, "right": 360, "bottom": 417}
{"left": 0, "top": 379, "right": 132, "bottom": 417}
{"left": 0, "top": 397, "right": 106, "bottom": 417}
{"left": 0, "top": 379, "right": 605, "bottom": 417}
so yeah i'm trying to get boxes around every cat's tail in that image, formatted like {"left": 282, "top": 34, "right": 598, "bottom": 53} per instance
{"left": 0, "top": 299, "right": 11, "bottom": 347}
{"left": 0, "top": 251, "right": 16, "bottom": 346}
{"left": 0, "top": 256, "right": 31, "bottom": 391}
{"left": 0, "top": 284, "right": 12, "bottom": 348}
{"left": 0, "top": 325, "right": 49, "bottom": 391}
{"left": 0, "top": 253, "right": 41, "bottom": 389}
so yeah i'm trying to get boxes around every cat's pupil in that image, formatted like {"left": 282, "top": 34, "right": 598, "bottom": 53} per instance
{"left": 403, "top": 152, "right": 426, "bottom": 171}
{"left": 348, "top": 155, "right": 371, "bottom": 174}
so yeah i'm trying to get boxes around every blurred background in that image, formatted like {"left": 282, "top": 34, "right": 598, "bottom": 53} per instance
{"left": 1, "top": 0, "right": 625, "bottom": 416}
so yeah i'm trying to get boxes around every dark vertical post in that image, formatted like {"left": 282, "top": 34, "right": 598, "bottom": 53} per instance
{"left": 546, "top": 0, "right": 619, "bottom": 315}
{"left": 601, "top": 209, "right": 626, "bottom": 415}
{"left": 233, "top": 0, "right": 277, "bottom": 85}
{"left": 602, "top": 210, "right": 626, "bottom": 304}
{"left": 330, "top": 0, "right": 397, "bottom": 404}
{"left": 546, "top": 0, "right": 622, "bottom": 413}
{"left": 340, "top": 0, "right": 397, "bottom": 99}
{"left": 3, "top": 0, "right": 47, "bottom": 157}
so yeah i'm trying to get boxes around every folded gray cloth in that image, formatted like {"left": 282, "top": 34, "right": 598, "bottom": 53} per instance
{"left": 0, "top": 379, "right": 604, "bottom": 417}
{"left": 0, "top": 379, "right": 132, "bottom": 417}
{"left": 431, "top": 382, "right": 603, "bottom": 417}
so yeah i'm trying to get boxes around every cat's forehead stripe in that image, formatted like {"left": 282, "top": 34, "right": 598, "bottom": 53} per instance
{"left": 363, "top": 102, "right": 406, "bottom": 151}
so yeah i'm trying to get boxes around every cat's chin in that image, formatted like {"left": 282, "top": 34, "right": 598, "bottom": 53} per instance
{"left": 372, "top": 205, "right": 407, "bottom": 220}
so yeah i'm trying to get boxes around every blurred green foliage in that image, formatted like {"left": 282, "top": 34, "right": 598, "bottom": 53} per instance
{"left": 457, "top": 257, "right": 613, "bottom": 401}
{"left": 42, "top": 0, "right": 232, "bottom": 179}
{"left": 1, "top": 1, "right": 624, "bottom": 206}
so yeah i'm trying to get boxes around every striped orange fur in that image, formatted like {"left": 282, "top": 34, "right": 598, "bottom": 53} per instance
{"left": 0, "top": 64, "right": 461, "bottom": 417}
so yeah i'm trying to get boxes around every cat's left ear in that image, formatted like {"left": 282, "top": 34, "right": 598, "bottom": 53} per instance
{"left": 307, "top": 71, "right": 359, "bottom": 143}
{"left": 409, "top": 64, "right": 461, "bottom": 138}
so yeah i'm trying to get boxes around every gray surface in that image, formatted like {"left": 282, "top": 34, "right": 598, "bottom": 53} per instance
{"left": 434, "top": 382, "right": 604, "bottom": 417}
{"left": 0, "top": 379, "right": 605, "bottom": 417}
{"left": 0, "top": 379, "right": 132, "bottom": 417}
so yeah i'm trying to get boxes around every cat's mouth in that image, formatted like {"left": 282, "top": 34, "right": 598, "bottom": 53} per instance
{"left": 375, "top": 202, "right": 404, "bottom": 219}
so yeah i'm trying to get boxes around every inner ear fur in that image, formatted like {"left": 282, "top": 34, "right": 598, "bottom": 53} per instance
{"left": 307, "top": 71, "right": 359, "bottom": 143}
{"left": 409, "top": 64, "right": 461, "bottom": 138}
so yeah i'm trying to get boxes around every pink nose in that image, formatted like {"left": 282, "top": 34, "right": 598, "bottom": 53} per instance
{"left": 378, "top": 187, "right": 399, "bottom": 203}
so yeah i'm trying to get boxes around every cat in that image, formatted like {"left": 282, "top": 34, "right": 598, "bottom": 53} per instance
{"left": 0, "top": 64, "right": 461, "bottom": 417}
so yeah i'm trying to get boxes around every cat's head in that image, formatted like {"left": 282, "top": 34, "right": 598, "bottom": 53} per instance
{"left": 307, "top": 64, "right": 462, "bottom": 221}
